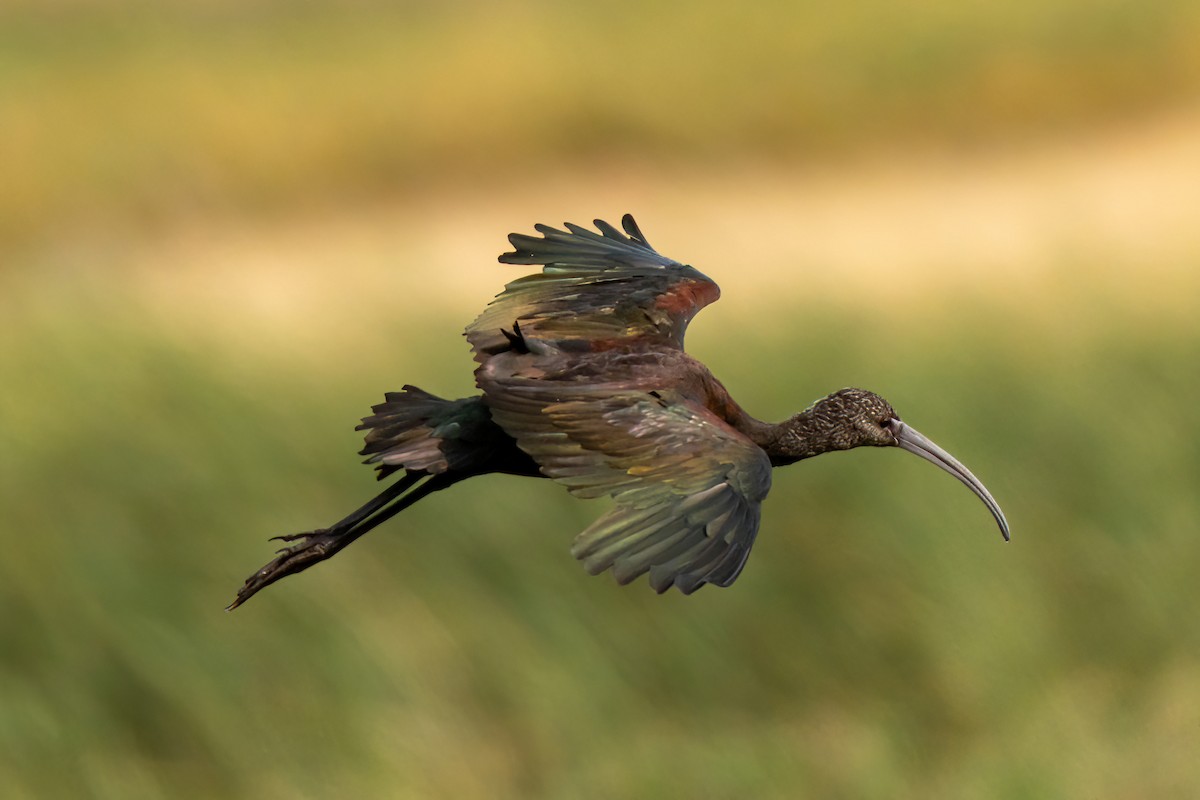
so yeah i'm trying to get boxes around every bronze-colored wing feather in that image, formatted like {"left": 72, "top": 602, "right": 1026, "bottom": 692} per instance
{"left": 471, "top": 215, "right": 768, "bottom": 593}
{"left": 466, "top": 215, "right": 720, "bottom": 361}
{"left": 480, "top": 370, "right": 772, "bottom": 594}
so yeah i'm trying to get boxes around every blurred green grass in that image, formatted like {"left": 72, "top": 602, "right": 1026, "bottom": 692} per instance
{"left": 4, "top": 0, "right": 1200, "bottom": 247}
{"left": 2, "top": 267, "right": 1198, "bottom": 798}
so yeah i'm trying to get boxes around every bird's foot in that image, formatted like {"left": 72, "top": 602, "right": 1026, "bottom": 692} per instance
{"left": 227, "top": 528, "right": 347, "bottom": 611}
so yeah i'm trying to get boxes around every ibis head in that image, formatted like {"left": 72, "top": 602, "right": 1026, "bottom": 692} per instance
{"left": 769, "top": 388, "right": 1010, "bottom": 541}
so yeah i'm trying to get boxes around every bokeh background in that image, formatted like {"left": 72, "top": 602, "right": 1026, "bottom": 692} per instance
{"left": 4, "top": 1, "right": 1200, "bottom": 797}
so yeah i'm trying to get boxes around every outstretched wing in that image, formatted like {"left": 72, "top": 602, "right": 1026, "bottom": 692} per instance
{"left": 466, "top": 215, "right": 720, "bottom": 361}
{"left": 480, "top": 369, "right": 772, "bottom": 594}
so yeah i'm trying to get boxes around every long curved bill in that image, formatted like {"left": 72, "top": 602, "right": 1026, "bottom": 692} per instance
{"left": 893, "top": 421, "right": 1010, "bottom": 541}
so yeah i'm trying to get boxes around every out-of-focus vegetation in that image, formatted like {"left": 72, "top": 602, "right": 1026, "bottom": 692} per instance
{"left": 4, "top": 0, "right": 1200, "bottom": 797}
{"left": 3, "top": 0, "right": 1200, "bottom": 247}
{"left": 3, "top": 280, "right": 1199, "bottom": 798}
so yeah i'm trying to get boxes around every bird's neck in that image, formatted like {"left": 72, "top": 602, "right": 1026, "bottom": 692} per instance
{"left": 701, "top": 373, "right": 847, "bottom": 466}
{"left": 728, "top": 407, "right": 840, "bottom": 467}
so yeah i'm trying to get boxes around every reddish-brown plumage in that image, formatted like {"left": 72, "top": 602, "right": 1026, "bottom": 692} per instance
{"left": 584, "top": 337, "right": 639, "bottom": 353}
{"left": 654, "top": 277, "right": 720, "bottom": 315}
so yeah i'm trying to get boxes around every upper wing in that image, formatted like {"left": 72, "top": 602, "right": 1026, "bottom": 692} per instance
{"left": 481, "top": 371, "right": 773, "bottom": 594}
{"left": 466, "top": 215, "right": 720, "bottom": 362}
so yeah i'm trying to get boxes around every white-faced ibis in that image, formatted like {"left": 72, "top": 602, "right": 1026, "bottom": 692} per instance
{"left": 229, "top": 215, "right": 1007, "bottom": 609}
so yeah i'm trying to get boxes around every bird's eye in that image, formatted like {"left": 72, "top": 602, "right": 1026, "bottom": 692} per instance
{"left": 879, "top": 418, "right": 893, "bottom": 428}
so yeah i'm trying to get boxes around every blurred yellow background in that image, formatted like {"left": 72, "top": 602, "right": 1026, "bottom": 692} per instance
{"left": 3, "top": 1, "right": 1200, "bottom": 797}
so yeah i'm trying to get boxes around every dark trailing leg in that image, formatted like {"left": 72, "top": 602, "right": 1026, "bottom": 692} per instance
{"left": 228, "top": 472, "right": 455, "bottom": 610}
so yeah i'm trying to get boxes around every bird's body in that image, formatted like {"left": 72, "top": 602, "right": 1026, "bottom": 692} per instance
{"left": 230, "top": 215, "right": 1007, "bottom": 609}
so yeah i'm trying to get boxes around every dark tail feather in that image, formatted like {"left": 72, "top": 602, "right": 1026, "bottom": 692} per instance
{"left": 227, "top": 471, "right": 454, "bottom": 610}
{"left": 357, "top": 386, "right": 492, "bottom": 480}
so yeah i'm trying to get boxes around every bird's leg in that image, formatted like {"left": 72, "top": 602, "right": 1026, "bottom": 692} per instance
{"left": 227, "top": 472, "right": 452, "bottom": 610}
{"left": 274, "top": 471, "right": 422, "bottom": 544}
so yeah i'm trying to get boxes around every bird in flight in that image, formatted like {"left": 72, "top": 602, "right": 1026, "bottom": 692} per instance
{"left": 229, "top": 215, "right": 1007, "bottom": 609}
